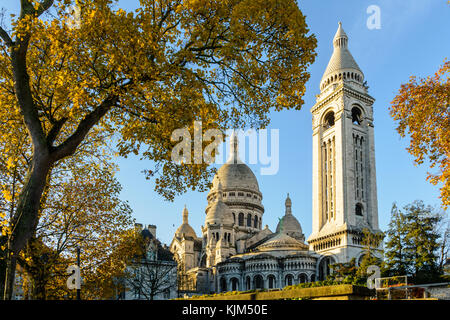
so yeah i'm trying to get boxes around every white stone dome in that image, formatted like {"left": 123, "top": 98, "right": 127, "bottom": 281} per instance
{"left": 175, "top": 206, "right": 197, "bottom": 238}
{"left": 209, "top": 131, "right": 260, "bottom": 194}
{"left": 212, "top": 163, "right": 260, "bottom": 193}
{"left": 205, "top": 200, "right": 234, "bottom": 225}
{"left": 205, "top": 182, "right": 234, "bottom": 225}
{"left": 276, "top": 194, "right": 305, "bottom": 241}
{"left": 256, "top": 233, "right": 308, "bottom": 251}
{"left": 276, "top": 214, "right": 303, "bottom": 236}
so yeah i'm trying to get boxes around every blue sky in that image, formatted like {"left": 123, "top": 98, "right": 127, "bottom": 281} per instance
{"left": 2, "top": 1, "right": 449, "bottom": 245}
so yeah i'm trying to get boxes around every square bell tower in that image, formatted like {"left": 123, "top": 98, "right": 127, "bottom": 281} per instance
{"left": 308, "top": 23, "right": 382, "bottom": 277}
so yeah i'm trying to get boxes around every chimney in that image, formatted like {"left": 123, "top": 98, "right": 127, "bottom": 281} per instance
{"left": 148, "top": 224, "right": 157, "bottom": 238}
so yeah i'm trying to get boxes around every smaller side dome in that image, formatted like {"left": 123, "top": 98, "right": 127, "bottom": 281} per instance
{"left": 205, "top": 180, "right": 234, "bottom": 225}
{"left": 276, "top": 194, "right": 304, "bottom": 241}
{"left": 175, "top": 206, "right": 197, "bottom": 238}
{"left": 257, "top": 233, "right": 308, "bottom": 251}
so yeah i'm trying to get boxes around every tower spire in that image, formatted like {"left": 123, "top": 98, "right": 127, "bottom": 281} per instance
{"left": 182, "top": 205, "right": 189, "bottom": 224}
{"left": 333, "top": 22, "right": 348, "bottom": 49}
{"left": 320, "top": 22, "right": 364, "bottom": 91}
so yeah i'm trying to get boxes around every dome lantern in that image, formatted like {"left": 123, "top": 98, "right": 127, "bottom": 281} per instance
{"left": 333, "top": 22, "right": 348, "bottom": 49}
{"left": 285, "top": 193, "right": 292, "bottom": 215}
{"left": 182, "top": 205, "right": 189, "bottom": 224}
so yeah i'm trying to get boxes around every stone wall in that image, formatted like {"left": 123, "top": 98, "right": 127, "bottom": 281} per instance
{"left": 184, "top": 284, "right": 374, "bottom": 300}
{"left": 425, "top": 286, "right": 450, "bottom": 300}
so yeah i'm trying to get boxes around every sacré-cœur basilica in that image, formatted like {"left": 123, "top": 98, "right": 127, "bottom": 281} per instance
{"left": 169, "top": 23, "right": 383, "bottom": 294}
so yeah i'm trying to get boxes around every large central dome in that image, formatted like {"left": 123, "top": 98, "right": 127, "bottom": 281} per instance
{"left": 212, "top": 163, "right": 260, "bottom": 192}
{"left": 205, "top": 131, "right": 264, "bottom": 230}
{"left": 208, "top": 131, "right": 261, "bottom": 196}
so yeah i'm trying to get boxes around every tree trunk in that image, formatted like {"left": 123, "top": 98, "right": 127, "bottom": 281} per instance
{"left": 3, "top": 158, "right": 52, "bottom": 300}
{"left": 32, "top": 277, "right": 47, "bottom": 300}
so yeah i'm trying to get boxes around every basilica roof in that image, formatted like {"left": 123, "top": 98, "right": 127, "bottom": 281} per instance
{"left": 175, "top": 224, "right": 197, "bottom": 239}
{"left": 256, "top": 232, "right": 308, "bottom": 252}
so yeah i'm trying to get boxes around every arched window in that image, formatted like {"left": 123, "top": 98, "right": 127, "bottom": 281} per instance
{"left": 285, "top": 274, "right": 294, "bottom": 287}
{"left": 253, "top": 275, "right": 264, "bottom": 289}
{"left": 323, "top": 111, "right": 335, "bottom": 129}
{"left": 247, "top": 213, "right": 252, "bottom": 227}
{"left": 310, "top": 274, "right": 316, "bottom": 282}
{"left": 351, "top": 107, "right": 363, "bottom": 125}
{"left": 246, "top": 276, "right": 251, "bottom": 290}
{"left": 318, "top": 256, "right": 336, "bottom": 281}
{"left": 299, "top": 273, "right": 307, "bottom": 283}
{"left": 356, "top": 203, "right": 363, "bottom": 216}
{"left": 357, "top": 255, "right": 365, "bottom": 267}
{"left": 232, "top": 212, "right": 235, "bottom": 224}
{"left": 238, "top": 213, "right": 244, "bottom": 226}
{"left": 231, "top": 278, "right": 239, "bottom": 291}
{"left": 253, "top": 215, "right": 258, "bottom": 228}
{"left": 268, "top": 275, "right": 276, "bottom": 289}
{"left": 220, "top": 277, "right": 227, "bottom": 292}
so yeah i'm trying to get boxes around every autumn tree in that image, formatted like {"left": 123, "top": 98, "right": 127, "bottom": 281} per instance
{"left": 390, "top": 61, "right": 450, "bottom": 208}
{"left": 16, "top": 237, "right": 70, "bottom": 300}
{"left": 0, "top": 0, "right": 316, "bottom": 299}
{"left": 0, "top": 95, "right": 135, "bottom": 299}
{"left": 1, "top": 156, "right": 135, "bottom": 299}
{"left": 17, "top": 167, "right": 134, "bottom": 299}
{"left": 81, "top": 228, "right": 144, "bottom": 300}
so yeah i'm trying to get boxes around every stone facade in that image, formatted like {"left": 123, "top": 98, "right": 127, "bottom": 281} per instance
{"left": 122, "top": 225, "right": 178, "bottom": 300}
